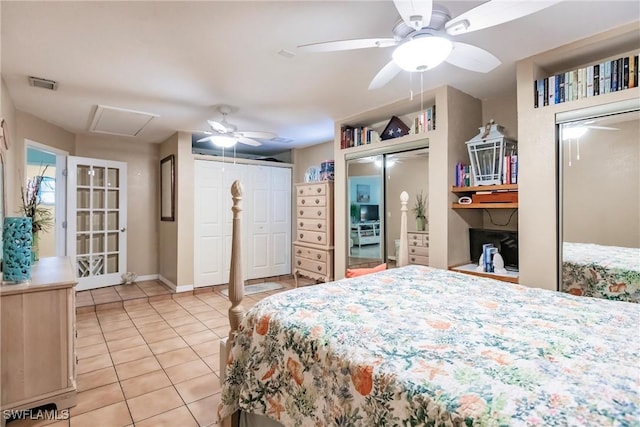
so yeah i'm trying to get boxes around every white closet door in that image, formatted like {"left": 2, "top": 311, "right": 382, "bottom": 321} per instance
{"left": 269, "top": 167, "right": 292, "bottom": 276}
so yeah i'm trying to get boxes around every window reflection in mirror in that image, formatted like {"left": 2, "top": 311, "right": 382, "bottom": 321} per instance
{"left": 559, "top": 108, "right": 640, "bottom": 302}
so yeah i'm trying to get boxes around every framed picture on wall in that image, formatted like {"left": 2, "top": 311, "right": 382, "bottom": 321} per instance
{"left": 356, "top": 184, "right": 370, "bottom": 203}
{"left": 160, "top": 155, "right": 175, "bottom": 221}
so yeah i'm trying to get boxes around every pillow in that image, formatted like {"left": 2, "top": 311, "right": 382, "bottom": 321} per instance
{"left": 346, "top": 263, "right": 387, "bottom": 278}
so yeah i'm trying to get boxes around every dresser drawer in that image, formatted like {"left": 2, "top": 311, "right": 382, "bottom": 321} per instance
{"left": 409, "top": 245, "right": 429, "bottom": 256}
{"left": 409, "top": 254, "right": 429, "bottom": 266}
{"left": 297, "top": 230, "right": 328, "bottom": 245}
{"left": 295, "top": 257, "right": 327, "bottom": 275}
{"left": 294, "top": 245, "right": 327, "bottom": 262}
{"left": 297, "top": 184, "right": 326, "bottom": 197}
{"left": 298, "top": 195, "right": 326, "bottom": 207}
{"left": 297, "top": 206, "right": 327, "bottom": 219}
{"left": 297, "top": 219, "right": 326, "bottom": 232}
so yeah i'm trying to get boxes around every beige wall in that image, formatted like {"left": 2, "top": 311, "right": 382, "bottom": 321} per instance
{"left": 562, "top": 119, "right": 639, "bottom": 247}
{"left": 292, "top": 141, "right": 333, "bottom": 184}
{"left": 74, "top": 134, "right": 160, "bottom": 277}
{"left": 517, "top": 23, "right": 639, "bottom": 290}
{"left": 1, "top": 77, "right": 17, "bottom": 216}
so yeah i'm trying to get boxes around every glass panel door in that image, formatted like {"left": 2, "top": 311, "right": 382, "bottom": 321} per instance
{"left": 67, "top": 156, "right": 127, "bottom": 290}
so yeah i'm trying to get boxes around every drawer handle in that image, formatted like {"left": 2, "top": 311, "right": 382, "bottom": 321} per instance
{"left": 300, "top": 233, "right": 304, "bottom": 239}
{"left": 412, "top": 242, "right": 418, "bottom": 246}
{"left": 316, "top": 254, "right": 321, "bottom": 260}
{"left": 410, "top": 248, "right": 415, "bottom": 253}
{"left": 297, "top": 260, "right": 301, "bottom": 266}
{"left": 299, "top": 222, "right": 304, "bottom": 227}
{"left": 317, "top": 211, "right": 322, "bottom": 216}
{"left": 300, "top": 210, "right": 304, "bottom": 215}
{"left": 301, "top": 199, "right": 306, "bottom": 204}
{"left": 317, "top": 266, "right": 322, "bottom": 271}
{"left": 315, "top": 199, "right": 320, "bottom": 204}
{"left": 317, "top": 223, "right": 322, "bottom": 229}
{"left": 411, "top": 257, "right": 415, "bottom": 262}
{"left": 317, "top": 236, "right": 322, "bottom": 242}
{"left": 317, "top": 188, "right": 321, "bottom": 193}
{"left": 296, "top": 250, "right": 302, "bottom": 255}
{"left": 299, "top": 189, "right": 303, "bottom": 194}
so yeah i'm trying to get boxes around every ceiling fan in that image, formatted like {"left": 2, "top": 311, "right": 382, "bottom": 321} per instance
{"left": 196, "top": 105, "right": 277, "bottom": 148}
{"left": 298, "top": 0, "right": 561, "bottom": 90}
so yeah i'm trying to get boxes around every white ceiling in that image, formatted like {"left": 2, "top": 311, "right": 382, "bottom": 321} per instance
{"left": 2, "top": 1, "right": 639, "bottom": 155}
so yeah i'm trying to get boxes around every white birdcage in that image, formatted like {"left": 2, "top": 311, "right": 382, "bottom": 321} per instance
{"left": 465, "top": 121, "right": 517, "bottom": 186}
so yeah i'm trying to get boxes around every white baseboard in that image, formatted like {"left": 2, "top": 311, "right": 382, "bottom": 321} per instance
{"left": 136, "top": 274, "right": 159, "bottom": 281}
{"left": 158, "top": 275, "right": 194, "bottom": 293}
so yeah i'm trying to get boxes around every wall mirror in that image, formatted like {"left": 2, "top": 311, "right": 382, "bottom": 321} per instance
{"left": 346, "top": 147, "right": 429, "bottom": 270}
{"left": 558, "top": 100, "right": 639, "bottom": 302}
{"left": 160, "top": 154, "right": 175, "bottom": 221}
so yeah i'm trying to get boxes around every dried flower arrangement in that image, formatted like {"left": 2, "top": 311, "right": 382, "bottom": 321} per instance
{"left": 20, "top": 165, "right": 54, "bottom": 235}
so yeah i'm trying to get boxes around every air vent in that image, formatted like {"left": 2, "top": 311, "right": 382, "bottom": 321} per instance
{"left": 28, "top": 76, "right": 58, "bottom": 91}
{"left": 89, "top": 105, "right": 158, "bottom": 137}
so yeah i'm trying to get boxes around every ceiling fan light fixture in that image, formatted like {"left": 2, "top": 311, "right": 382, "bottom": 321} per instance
{"left": 392, "top": 35, "right": 453, "bottom": 72}
{"left": 210, "top": 135, "right": 237, "bottom": 148}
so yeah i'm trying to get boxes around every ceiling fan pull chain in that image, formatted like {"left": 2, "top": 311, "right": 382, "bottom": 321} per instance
{"left": 420, "top": 72, "right": 424, "bottom": 117}
{"left": 409, "top": 72, "right": 414, "bottom": 101}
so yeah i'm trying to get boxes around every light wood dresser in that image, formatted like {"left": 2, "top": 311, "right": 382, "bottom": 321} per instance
{"left": 407, "top": 231, "right": 429, "bottom": 266}
{"left": 0, "top": 257, "right": 77, "bottom": 424}
{"left": 293, "top": 181, "right": 334, "bottom": 285}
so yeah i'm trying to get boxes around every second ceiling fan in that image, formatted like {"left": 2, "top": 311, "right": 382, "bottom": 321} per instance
{"left": 298, "top": 0, "right": 561, "bottom": 90}
{"left": 197, "top": 105, "right": 277, "bottom": 148}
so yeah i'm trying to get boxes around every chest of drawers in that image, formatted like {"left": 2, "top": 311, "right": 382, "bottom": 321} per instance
{"left": 407, "top": 231, "right": 429, "bottom": 266}
{"left": 293, "top": 182, "right": 334, "bottom": 285}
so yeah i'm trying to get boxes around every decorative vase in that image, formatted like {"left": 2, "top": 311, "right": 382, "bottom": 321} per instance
{"left": 416, "top": 216, "right": 425, "bottom": 231}
{"left": 31, "top": 231, "right": 40, "bottom": 263}
{"left": 2, "top": 217, "right": 33, "bottom": 283}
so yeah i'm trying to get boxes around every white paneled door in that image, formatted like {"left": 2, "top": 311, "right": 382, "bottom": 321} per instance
{"left": 67, "top": 156, "right": 127, "bottom": 290}
{"left": 194, "top": 160, "right": 291, "bottom": 287}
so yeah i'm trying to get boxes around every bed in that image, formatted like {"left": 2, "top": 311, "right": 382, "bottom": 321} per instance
{"left": 562, "top": 242, "right": 640, "bottom": 303}
{"left": 218, "top": 181, "right": 639, "bottom": 426}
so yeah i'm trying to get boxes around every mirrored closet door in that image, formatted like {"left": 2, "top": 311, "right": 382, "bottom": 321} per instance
{"left": 558, "top": 100, "right": 640, "bottom": 302}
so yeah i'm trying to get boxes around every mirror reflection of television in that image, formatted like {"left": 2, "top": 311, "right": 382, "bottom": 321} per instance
{"left": 360, "top": 204, "right": 379, "bottom": 222}
{"left": 469, "top": 228, "right": 518, "bottom": 270}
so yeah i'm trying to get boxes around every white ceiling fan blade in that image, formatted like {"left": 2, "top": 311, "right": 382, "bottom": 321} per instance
{"left": 196, "top": 136, "right": 213, "bottom": 143}
{"left": 445, "top": 0, "right": 562, "bottom": 36}
{"left": 207, "top": 119, "right": 228, "bottom": 133}
{"left": 446, "top": 42, "right": 501, "bottom": 73}
{"left": 236, "top": 131, "right": 277, "bottom": 139}
{"left": 368, "top": 60, "right": 403, "bottom": 90}
{"left": 298, "top": 38, "right": 397, "bottom": 53}
{"left": 237, "top": 136, "right": 262, "bottom": 147}
{"left": 393, "top": 0, "right": 433, "bottom": 30}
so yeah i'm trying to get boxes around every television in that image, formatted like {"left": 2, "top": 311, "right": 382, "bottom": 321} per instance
{"left": 469, "top": 228, "right": 518, "bottom": 270}
{"left": 359, "top": 204, "right": 379, "bottom": 222}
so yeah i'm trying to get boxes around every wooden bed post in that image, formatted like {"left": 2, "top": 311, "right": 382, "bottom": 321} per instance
{"left": 398, "top": 191, "right": 409, "bottom": 267}
{"left": 227, "top": 180, "right": 245, "bottom": 353}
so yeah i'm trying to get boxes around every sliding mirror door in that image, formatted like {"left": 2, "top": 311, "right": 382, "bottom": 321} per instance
{"left": 559, "top": 102, "right": 640, "bottom": 302}
{"left": 347, "top": 156, "right": 384, "bottom": 268}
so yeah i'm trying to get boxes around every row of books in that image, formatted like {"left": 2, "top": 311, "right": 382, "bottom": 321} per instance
{"left": 454, "top": 155, "right": 518, "bottom": 187}
{"left": 412, "top": 106, "right": 436, "bottom": 134}
{"left": 534, "top": 54, "right": 638, "bottom": 107}
{"left": 454, "top": 162, "right": 471, "bottom": 187}
{"left": 339, "top": 126, "right": 380, "bottom": 149}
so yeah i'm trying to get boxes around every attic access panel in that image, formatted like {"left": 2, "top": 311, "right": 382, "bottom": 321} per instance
{"left": 89, "top": 105, "right": 158, "bottom": 137}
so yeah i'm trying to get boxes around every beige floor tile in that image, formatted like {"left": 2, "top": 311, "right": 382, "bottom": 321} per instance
{"left": 187, "top": 393, "right": 221, "bottom": 427}
{"left": 125, "top": 309, "right": 157, "bottom": 319}
{"left": 120, "top": 369, "right": 172, "bottom": 399}
{"left": 173, "top": 321, "right": 208, "bottom": 336}
{"left": 106, "top": 334, "right": 146, "bottom": 352}
{"left": 148, "top": 336, "right": 188, "bottom": 355}
{"left": 77, "top": 353, "right": 113, "bottom": 375}
{"left": 202, "top": 354, "right": 221, "bottom": 373}
{"left": 160, "top": 308, "right": 190, "bottom": 320}
{"left": 140, "top": 327, "right": 178, "bottom": 344}
{"left": 186, "top": 304, "right": 215, "bottom": 315}
{"left": 134, "top": 405, "right": 198, "bottom": 427}
{"left": 201, "top": 316, "right": 228, "bottom": 329}
{"left": 70, "top": 382, "right": 124, "bottom": 416}
{"left": 191, "top": 339, "right": 222, "bottom": 358}
{"left": 136, "top": 320, "right": 171, "bottom": 333}
{"left": 110, "top": 344, "right": 153, "bottom": 365}
{"left": 102, "top": 326, "right": 140, "bottom": 342}
{"left": 164, "top": 359, "right": 212, "bottom": 385}
{"left": 76, "top": 366, "right": 119, "bottom": 392}
{"left": 76, "top": 326, "right": 102, "bottom": 338}
{"left": 194, "top": 310, "right": 226, "bottom": 322}
{"left": 174, "top": 373, "right": 220, "bottom": 404}
{"left": 76, "top": 333, "right": 105, "bottom": 349}
{"left": 76, "top": 311, "right": 98, "bottom": 321}
{"left": 114, "top": 356, "right": 162, "bottom": 380}
{"left": 182, "top": 330, "right": 218, "bottom": 346}
{"left": 132, "top": 314, "right": 165, "bottom": 326}
{"left": 126, "top": 386, "right": 183, "bottom": 422}
{"left": 99, "top": 319, "right": 134, "bottom": 332}
{"left": 156, "top": 347, "right": 199, "bottom": 369}
{"left": 96, "top": 312, "right": 129, "bottom": 323}
{"left": 76, "top": 319, "right": 100, "bottom": 329}
{"left": 211, "top": 326, "right": 230, "bottom": 339}
{"left": 69, "top": 401, "right": 131, "bottom": 427}
{"left": 76, "top": 342, "right": 109, "bottom": 360}
{"left": 166, "top": 315, "right": 199, "bottom": 327}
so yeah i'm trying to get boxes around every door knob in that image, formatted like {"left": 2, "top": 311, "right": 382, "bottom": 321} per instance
{"left": 120, "top": 227, "right": 126, "bottom": 232}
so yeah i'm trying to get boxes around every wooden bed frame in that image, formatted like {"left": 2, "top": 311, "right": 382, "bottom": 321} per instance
{"left": 219, "top": 181, "right": 410, "bottom": 426}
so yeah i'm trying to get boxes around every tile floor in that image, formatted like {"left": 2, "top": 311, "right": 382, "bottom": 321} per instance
{"left": 7, "top": 277, "right": 316, "bottom": 427}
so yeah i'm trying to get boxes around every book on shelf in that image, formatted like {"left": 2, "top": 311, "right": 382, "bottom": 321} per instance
{"left": 502, "top": 154, "right": 518, "bottom": 185}
{"left": 340, "top": 125, "right": 379, "bottom": 149}
{"left": 454, "top": 161, "right": 470, "bottom": 187}
{"left": 533, "top": 53, "right": 639, "bottom": 108}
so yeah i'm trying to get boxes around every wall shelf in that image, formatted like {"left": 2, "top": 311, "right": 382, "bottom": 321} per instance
{"left": 451, "top": 184, "right": 518, "bottom": 209}
{"left": 452, "top": 202, "right": 518, "bottom": 209}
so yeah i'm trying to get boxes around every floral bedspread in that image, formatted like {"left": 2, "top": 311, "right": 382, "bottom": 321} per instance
{"left": 562, "top": 242, "right": 640, "bottom": 303}
{"left": 220, "top": 265, "right": 639, "bottom": 426}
